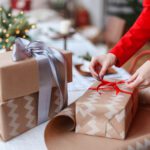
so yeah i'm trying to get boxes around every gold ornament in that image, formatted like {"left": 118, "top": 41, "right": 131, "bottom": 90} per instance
{"left": 2, "top": 45, "right": 5, "bottom": 49}
{"left": 5, "top": 39, "right": 9, "bottom": 43}
{"left": 3, "top": 29, "right": 7, "bottom": 33}
{"left": 8, "top": 13, "right": 11, "bottom": 17}
{"left": 5, "top": 33, "right": 10, "bottom": 37}
{"left": 20, "top": 11, "right": 24, "bottom": 15}
{"left": 0, "top": 38, "right": 2, "bottom": 42}
{"left": 25, "top": 29, "right": 29, "bottom": 33}
{"left": 16, "top": 29, "right": 20, "bottom": 34}
{"left": 31, "top": 24, "right": 36, "bottom": 29}
{"left": 10, "top": 46, "right": 13, "bottom": 50}
{"left": 14, "top": 18, "right": 17, "bottom": 22}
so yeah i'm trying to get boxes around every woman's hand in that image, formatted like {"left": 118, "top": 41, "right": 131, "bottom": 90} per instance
{"left": 89, "top": 53, "right": 117, "bottom": 80}
{"left": 127, "top": 60, "right": 150, "bottom": 89}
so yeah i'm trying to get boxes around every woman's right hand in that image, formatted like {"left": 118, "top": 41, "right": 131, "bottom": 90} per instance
{"left": 89, "top": 53, "right": 117, "bottom": 80}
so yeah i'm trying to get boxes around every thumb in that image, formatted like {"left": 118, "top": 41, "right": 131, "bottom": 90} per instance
{"left": 99, "top": 62, "right": 109, "bottom": 80}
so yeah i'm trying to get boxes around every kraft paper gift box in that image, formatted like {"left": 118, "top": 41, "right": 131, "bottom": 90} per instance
{"left": 0, "top": 39, "right": 72, "bottom": 141}
{"left": 75, "top": 80, "right": 138, "bottom": 140}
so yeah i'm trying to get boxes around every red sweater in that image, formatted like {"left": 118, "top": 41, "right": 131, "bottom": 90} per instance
{"left": 109, "top": 0, "right": 150, "bottom": 67}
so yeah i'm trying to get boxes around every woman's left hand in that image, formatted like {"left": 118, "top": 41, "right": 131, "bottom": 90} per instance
{"left": 126, "top": 60, "right": 150, "bottom": 89}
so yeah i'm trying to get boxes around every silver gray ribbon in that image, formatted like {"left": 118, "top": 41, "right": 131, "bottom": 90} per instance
{"left": 12, "top": 38, "right": 67, "bottom": 124}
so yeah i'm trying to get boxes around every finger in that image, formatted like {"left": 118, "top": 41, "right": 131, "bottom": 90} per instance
{"left": 138, "top": 85, "right": 148, "bottom": 89}
{"left": 138, "top": 80, "right": 150, "bottom": 89}
{"left": 95, "top": 65, "right": 102, "bottom": 75}
{"left": 89, "top": 59, "right": 99, "bottom": 78}
{"left": 127, "top": 72, "right": 138, "bottom": 83}
{"left": 89, "top": 65, "right": 98, "bottom": 77}
{"left": 126, "top": 76, "right": 143, "bottom": 89}
{"left": 99, "top": 62, "right": 109, "bottom": 80}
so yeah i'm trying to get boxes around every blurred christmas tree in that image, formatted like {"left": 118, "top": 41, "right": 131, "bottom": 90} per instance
{"left": 122, "top": 0, "right": 142, "bottom": 27}
{"left": 0, "top": 6, "right": 36, "bottom": 50}
{"left": 107, "top": 0, "right": 143, "bottom": 28}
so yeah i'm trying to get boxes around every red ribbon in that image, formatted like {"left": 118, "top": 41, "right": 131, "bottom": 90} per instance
{"left": 89, "top": 80, "right": 132, "bottom": 95}
{"left": 89, "top": 79, "right": 137, "bottom": 117}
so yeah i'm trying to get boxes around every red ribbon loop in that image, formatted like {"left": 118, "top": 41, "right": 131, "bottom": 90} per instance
{"left": 89, "top": 80, "right": 132, "bottom": 95}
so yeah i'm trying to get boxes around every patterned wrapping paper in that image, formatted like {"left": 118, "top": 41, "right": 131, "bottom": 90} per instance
{"left": 0, "top": 50, "right": 72, "bottom": 102}
{"left": 44, "top": 103, "right": 150, "bottom": 150}
{"left": 0, "top": 87, "right": 61, "bottom": 141}
{"left": 0, "top": 49, "right": 72, "bottom": 141}
{"left": 75, "top": 81, "right": 138, "bottom": 140}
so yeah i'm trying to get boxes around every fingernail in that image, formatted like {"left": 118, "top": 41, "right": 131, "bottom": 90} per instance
{"left": 99, "top": 75, "right": 104, "bottom": 81}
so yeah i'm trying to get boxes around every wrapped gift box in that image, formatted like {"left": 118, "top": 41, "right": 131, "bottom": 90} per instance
{"left": 75, "top": 80, "right": 138, "bottom": 140}
{"left": 0, "top": 46, "right": 72, "bottom": 141}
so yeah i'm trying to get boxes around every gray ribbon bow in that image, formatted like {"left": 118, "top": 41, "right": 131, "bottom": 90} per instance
{"left": 12, "top": 38, "right": 67, "bottom": 124}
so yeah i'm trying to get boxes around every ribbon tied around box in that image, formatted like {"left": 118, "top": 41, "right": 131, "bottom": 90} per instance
{"left": 89, "top": 79, "right": 132, "bottom": 95}
{"left": 12, "top": 38, "right": 67, "bottom": 124}
{"left": 89, "top": 79, "right": 137, "bottom": 115}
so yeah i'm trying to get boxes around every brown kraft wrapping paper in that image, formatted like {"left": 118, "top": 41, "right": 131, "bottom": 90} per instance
{"left": 0, "top": 48, "right": 72, "bottom": 141}
{"left": 0, "top": 49, "right": 72, "bottom": 102}
{"left": 0, "top": 87, "right": 62, "bottom": 141}
{"left": 44, "top": 104, "right": 150, "bottom": 150}
{"left": 75, "top": 82, "right": 138, "bottom": 140}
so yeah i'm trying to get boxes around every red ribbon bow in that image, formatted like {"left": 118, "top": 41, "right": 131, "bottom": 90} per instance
{"left": 89, "top": 80, "right": 132, "bottom": 95}
{"left": 89, "top": 79, "right": 137, "bottom": 116}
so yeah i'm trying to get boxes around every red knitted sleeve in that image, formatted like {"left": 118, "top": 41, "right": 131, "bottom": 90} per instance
{"left": 109, "top": 7, "right": 150, "bottom": 67}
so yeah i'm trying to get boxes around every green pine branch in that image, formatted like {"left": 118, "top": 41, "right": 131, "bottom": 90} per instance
{"left": 0, "top": 6, "right": 36, "bottom": 50}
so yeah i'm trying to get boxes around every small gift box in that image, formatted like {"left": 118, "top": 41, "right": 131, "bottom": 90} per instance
{"left": 75, "top": 79, "right": 138, "bottom": 140}
{"left": 0, "top": 38, "right": 72, "bottom": 141}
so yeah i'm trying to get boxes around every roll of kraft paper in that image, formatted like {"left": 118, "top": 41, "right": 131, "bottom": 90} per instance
{"left": 44, "top": 105, "right": 150, "bottom": 150}
{"left": 44, "top": 79, "right": 150, "bottom": 150}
